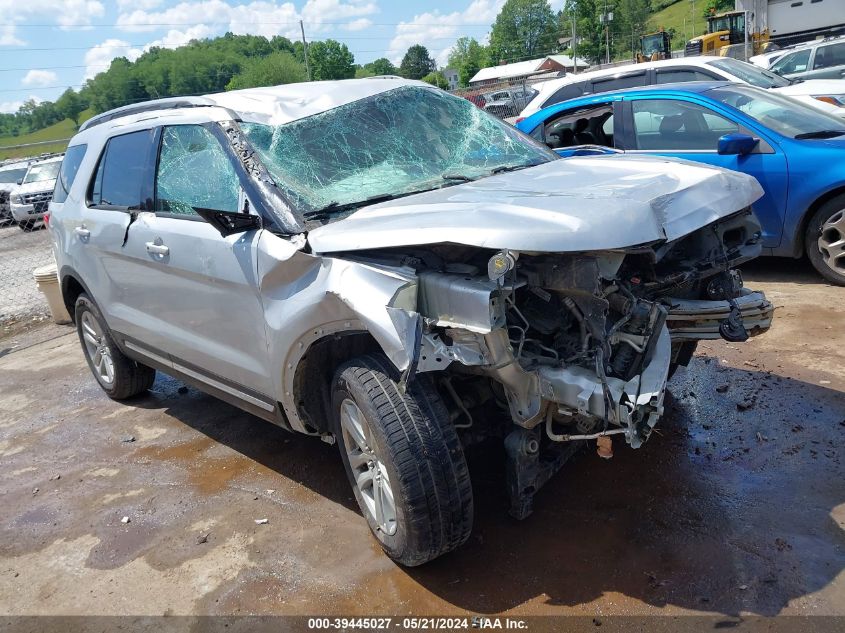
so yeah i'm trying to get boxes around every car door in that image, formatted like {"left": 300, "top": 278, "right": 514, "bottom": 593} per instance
{"left": 803, "top": 42, "right": 845, "bottom": 80}
{"left": 117, "top": 123, "right": 275, "bottom": 399}
{"left": 624, "top": 96, "right": 788, "bottom": 248}
{"left": 769, "top": 48, "right": 814, "bottom": 80}
{"left": 73, "top": 129, "right": 157, "bottom": 331}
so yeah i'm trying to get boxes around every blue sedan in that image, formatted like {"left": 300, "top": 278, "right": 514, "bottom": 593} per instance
{"left": 516, "top": 81, "right": 845, "bottom": 284}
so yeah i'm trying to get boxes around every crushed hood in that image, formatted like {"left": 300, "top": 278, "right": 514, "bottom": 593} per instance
{"left": 307, "top": 155, "right": 763, "bottom": 254}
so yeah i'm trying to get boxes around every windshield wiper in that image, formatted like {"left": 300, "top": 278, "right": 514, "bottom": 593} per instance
{"left": 303, "top": 190, "right": 435, "bottom": 222}
{"left": 441, "top": 173, "right": 474, "bottom": 182}
{"left": 794, "top": 129, "right": 845, "bottom": 140}
{"left": 491, "top": 160, "right": 546, "bottom": 175}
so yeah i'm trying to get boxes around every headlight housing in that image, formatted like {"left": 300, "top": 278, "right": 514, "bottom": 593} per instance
{"left": 11, "top": 194, "right": 22, "bottom": 204}
{"left": 812, "top": 94, "right": 845, "bottom": 107}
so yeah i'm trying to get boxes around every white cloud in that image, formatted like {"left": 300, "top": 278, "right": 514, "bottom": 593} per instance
{"left": 144, "top": 24, "right": 216, "bottom": 49}
{"left": 344, "top": 18, "right": 372, "bottom": 31}
{"left": 21, "top": 69, "right": 58, "bottom": 86}
{"left": 0, "top": 24, "right": 24, "bottom": 46}
{"left": 83, "top": 39, "right": 143, "bottom": 80}
{"left": 116, "top": 0, "right": 377, "bottom": 39}
{"left": 117, "top": 0, "right": 162, "bottom": 8}
{"left": 0, "top": 95, "right": 43, "bottom": 114}
{"left": 0, "top": 0, "right": 105, "bottom": 44}
{"left": 387, "top": 0, "right": 503, "bottom": 67}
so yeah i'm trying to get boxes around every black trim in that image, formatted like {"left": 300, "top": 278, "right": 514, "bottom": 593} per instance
{"left": 618, "top": 99, "right": 636, "bottom": 151}
{"left": 113, "top": 332, "right": 292, "bottom": 431}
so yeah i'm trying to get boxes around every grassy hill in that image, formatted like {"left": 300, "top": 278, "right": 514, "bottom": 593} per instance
{"left": 0, "top": 108, "right": 94, "bottom": 161}
{"left": 648, "top": 0, "right": 704, "bottom": 51}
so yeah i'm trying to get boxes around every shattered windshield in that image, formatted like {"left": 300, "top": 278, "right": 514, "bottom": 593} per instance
{"left": 239, "top": 86, "right": 556, "bottom": 218}
{"left": 23, "top": 161, "right": 61, "bottom": 184}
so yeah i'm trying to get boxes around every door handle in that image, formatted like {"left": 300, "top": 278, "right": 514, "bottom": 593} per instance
{"left": 74, "top": 226, "right": 90, "bottom": 240}
{"left": 145, "top": 241, "right": 169, "bottom": 256}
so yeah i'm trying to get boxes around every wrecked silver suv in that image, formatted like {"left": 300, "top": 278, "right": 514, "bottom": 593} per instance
{"left": 51, "top": 78, "right": 773, "bottom": 566}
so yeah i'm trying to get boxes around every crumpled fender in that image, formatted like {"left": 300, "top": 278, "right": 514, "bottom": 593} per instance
{"left": 257, "top": 232, "right": 420, "bottom": 433}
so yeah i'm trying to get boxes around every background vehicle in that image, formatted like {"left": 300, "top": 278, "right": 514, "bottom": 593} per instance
{"left": 483, "top": 86, "right": 538, "bottom": 118}
{"left": 0, "top": 160, "right": 31, "bottom": 225}
{"left": 516, "top": 81, "right": 845, "bottom": 284}
{"left": 50, "top": 78, "right": 771, "bottom": 566}
{"left": 769, "top": 36, "right": 845, "bottom": 82}
{"left": 11, "top": 155, "right": 62, "bottom": 231}
{"left": 518, "top": 56, "right": 845, "bottom": 118}
{"left": 637, "top": 31, "right": 672, "bottom": 62}
{"left": 686, "top": 0, "right": 845, "bottom": 57}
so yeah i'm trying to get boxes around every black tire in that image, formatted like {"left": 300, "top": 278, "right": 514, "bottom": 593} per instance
{"left": 75, "top": 293, "right": 156, "bottom": 400}
{"left": 332, "top": 353, "right": 473, "bottom": 566}
{"left": 805, "top": 195, "right": 845, "bottom": 286}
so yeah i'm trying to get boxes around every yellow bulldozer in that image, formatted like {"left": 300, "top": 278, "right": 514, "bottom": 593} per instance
{"left": 685, "top": 10, "right": 770, "bottom": 58}
{"left": 636, "top": 30, "right": 672, "bottom": 62}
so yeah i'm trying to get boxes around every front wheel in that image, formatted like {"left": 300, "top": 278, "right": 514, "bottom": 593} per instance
{"left": 806, "top": 195, "right": 845, "bottom": 285}
{"left": 75, "top": 294, "right": 156, "bottom": 399}
{"left": 333, "top": 354, "right": 473, "bottom": 566}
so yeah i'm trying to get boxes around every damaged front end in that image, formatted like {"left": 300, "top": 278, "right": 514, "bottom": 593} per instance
{"left": 398, "top": 207, "right": 773, "bottom": 518}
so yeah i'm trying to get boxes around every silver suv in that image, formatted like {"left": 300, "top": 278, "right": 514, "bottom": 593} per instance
{"left": 50, "top": 78, "right": 773, "bottom": 566}
{"left": 769, "top": 37, "right": 845, "bottom": 83}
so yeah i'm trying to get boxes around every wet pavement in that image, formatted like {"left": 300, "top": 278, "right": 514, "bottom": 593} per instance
{"left": 0, "top": 257, "right": 843, "bottom": 619}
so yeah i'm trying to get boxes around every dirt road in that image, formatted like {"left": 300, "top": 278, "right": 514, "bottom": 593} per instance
{"left": 1, "top": 258, "right": 843, "bottom": 620}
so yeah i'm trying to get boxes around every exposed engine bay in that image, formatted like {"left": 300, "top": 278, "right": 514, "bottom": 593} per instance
{"left": 342, "top": 207, "right": 773, "bottom": 518}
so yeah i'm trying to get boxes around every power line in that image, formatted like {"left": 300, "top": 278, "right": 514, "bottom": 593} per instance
{"left": 10, "top": 20, "right": 494, "bottom": 28}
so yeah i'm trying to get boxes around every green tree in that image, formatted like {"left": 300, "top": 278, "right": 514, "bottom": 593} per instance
{"left": 399, "top": 44, "right": 436, "bottom": 79}
{"left": 308, "top": 39, "right": 356, "bottom": 80}
{"left": 364, "top": 57, "right": 399, "bottom": 76}
{"left": 447, "top": 37, "right": 489, "bottom": 87}
{"left": 421, "top": 71, "right": 449, "bottom": 89}
{"left": 226, "top": 50, "right": 307, "bottom": 89}
{"left": 488, "top": 0, "right": 559, "bottom": 64}
{"left": 355, "top": 66, "right": 375, "bottom": 78}
{"left": 55, "top": 89, "right": 85, "bottom": 127}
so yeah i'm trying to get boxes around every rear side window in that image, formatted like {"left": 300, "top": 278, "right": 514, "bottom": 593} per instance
{"left": 812, "top": 42, "right": 845, "bottom": 70}
{"left": 543, "top": 82, "right": 586, "bottom": 108}
{"left": 590, "top": 72, "right": 647, "bottom": 95}
{"left": 655, "top": 69, "right": 719, "bottom": 83}
{"left": 89, "top": 130, "right": 152, "bottom": 209}
{"left": 53, "top": 144, "right": 87, "bottom": 203}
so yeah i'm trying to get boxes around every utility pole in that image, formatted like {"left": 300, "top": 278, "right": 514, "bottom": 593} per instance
{"left": 300, "top": 20, "right": 311, "bottom": 81}
{"left": 571, "top": 1, "right": 579, "bottom": 74}
{"left": 691, "top": 0, "right": 696, "bottom": 37}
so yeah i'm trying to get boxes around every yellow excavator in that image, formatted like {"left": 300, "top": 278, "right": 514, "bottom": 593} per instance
{"left": 636, "top": 30, "right": 672, "bottom": 62}
{"left": 684, "top": 10, "right": 769, "bottom": 57}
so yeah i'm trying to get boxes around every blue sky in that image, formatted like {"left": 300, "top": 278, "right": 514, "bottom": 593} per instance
{"left": 0, "top": 0, "right": 564, "bottom": 113}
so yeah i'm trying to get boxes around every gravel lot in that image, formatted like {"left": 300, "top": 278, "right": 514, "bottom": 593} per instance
{"left": 0, "top": 258, "right": 843, "bottom": 623}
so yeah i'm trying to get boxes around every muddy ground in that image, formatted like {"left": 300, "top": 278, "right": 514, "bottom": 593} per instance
{"left": 0, "top": 258, "right": 843, "bottom": 621}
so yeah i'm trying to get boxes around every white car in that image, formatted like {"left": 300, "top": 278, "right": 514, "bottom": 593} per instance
{"left": 0, "top": 160, "right": 32, "bottom": 225}
{"left": 519, "top": 56, "right": 845, "bottom": 118}
{"left": 11, "top": 155, "right": 62, "bottom": 231}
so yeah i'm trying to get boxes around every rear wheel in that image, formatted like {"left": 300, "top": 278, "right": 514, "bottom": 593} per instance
{"left": 806, "top": 195, "right": 845, "bottom": 286}
{"left": 75, "top": 294, "right": 156, "bottom": 399}
{"left": 333, "top": 353, "right": 473, "bottom": 566}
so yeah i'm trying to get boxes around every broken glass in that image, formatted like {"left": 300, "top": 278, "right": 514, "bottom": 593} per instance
{"left": 239, "top": 86, "right": 556, "bottom": 219}
{"left": 156, "top": 125, "right": 240, "bottom": 216}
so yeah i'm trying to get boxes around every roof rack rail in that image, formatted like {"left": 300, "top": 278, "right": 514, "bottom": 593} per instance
{"left": 78, "top": 96, "right": 217, "bottom": 132}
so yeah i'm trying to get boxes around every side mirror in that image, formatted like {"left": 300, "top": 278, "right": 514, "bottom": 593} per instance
{"left": 16, "top": 178, "right": 23, "bottom": 185}
{"left": 718, "top": 133, "right": 758, "bottom": 156}
{"left": 194, "top": 207, "right": 261, "bottom": 237}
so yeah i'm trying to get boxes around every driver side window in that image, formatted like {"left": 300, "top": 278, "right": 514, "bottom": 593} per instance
{"left": 632, "top": 99, "right": 738, "bottom": 151}
{"left": 155, "top": 125, "right": 240, "bottom": 217}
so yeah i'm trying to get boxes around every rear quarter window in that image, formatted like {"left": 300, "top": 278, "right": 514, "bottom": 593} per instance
{"left": 543, "top": 81, "right": 586, "bottom": 108}
{"left": 53, "top": 144, "right": 87, "bottom": 204}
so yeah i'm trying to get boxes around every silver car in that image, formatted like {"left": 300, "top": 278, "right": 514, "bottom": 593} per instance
{"left": 50, "top": 78, "right": 773, "bottom": 565}
{"left": 770, "top": 37, "right": 845, "bottom": 83}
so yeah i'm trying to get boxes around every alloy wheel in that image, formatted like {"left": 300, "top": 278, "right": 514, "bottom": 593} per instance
{"left": 818, "top": 209, "right": 845, "bottom": 276}
{"left": 80, "top": 311, "right": 115, "bottom": 386}
{"left": 339, "top": 398, "right": 397, "bottom": 536}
